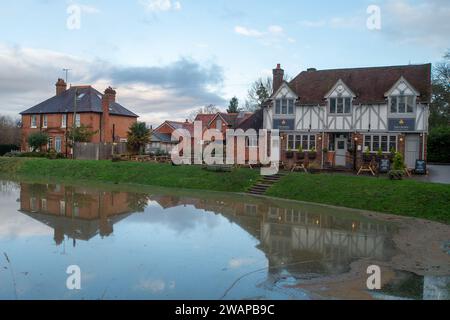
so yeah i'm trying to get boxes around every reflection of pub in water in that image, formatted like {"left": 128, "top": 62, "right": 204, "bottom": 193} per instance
{"left": 19, "top": 183, "right": 135, "bottom": 246}
{"left": 19, "top": 184, "right": 393, "bottom": 274}
{"left": 146, "top": 194, "right": 394, "bottom": 276}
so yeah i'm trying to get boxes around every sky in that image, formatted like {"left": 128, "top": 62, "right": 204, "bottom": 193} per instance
{"left": 0, "top": 0, "right": 449, "bottom": 126}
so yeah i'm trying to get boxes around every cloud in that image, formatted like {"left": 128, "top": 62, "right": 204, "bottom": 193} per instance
{"left": 234, "top": 25, "right": 295, "bottom": 46}
{"left": 0, "top": 43, "right": 225, "bottom": 126}
{"left": 139, "top": 0, "right": 182, "bottom": 12}
{"left": 382, "top": 0, "right": 450, "bottom": 47}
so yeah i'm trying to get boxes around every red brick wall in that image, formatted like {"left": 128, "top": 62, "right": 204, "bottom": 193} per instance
{"left": 21, "top": 113, "right": 136, "bottom": 152}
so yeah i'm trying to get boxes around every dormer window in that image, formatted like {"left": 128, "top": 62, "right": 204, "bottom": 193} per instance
{"left": 330, "top": 98, "right": 352, "bottom": 114}
{"left": 390, "top": 95, "right": 415, "bottom": 114}
{"left": 275, "top": 98, "right": 295, "bottom": 115}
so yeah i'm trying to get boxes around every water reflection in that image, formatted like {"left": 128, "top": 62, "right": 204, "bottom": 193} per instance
{"left": 0, "top": 181, "right": 447, "bottom": 300}
{"left": 18, "top": 182, "right": 394, "bottom": 276}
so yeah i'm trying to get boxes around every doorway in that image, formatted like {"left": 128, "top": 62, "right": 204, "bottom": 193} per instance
{"left": 405, "top": 134, "right": 420, "bottom": 169}
{"left": 335, "top": 136, "right": 347, "bottom": 167}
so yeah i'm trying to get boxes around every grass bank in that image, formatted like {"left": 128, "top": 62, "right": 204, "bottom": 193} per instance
{"left": 0, "top": 157, "right": 260, "bottom": 193}
{"left": 266, "top": 173, "right": 450, "bottom": 224}
{"left": 1, "top": 157, "right": 449, "bottom": 224}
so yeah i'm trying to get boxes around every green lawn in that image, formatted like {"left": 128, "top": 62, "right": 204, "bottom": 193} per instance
{"left": 266, "top": 173, "right": 450, "bottom": 224}
{"left": 1, "top": 157, "right": 449, "bottom": 224}
{"left": 0, "top": 157, "right": 261, "bottom": 193}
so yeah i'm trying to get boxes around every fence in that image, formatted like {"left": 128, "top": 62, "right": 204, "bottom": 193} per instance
{"left": 74, "top": 142, "right": 127, "bottom": 160}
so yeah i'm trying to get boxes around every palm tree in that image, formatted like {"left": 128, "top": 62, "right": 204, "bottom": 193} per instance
{"left": 127, "top": 122, "right": 151, "bottom": 155}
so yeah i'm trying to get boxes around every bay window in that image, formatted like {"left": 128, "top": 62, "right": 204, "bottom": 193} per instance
{"left": 390, "top": 95, "right": 415, "bottom": 114}
{"left": 364, "top": 135, "right": 397, "bottom": 153}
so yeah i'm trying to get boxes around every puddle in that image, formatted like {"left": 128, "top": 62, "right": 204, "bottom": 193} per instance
{"left": 0, "top": 180, "right": 448, "bottom": 300}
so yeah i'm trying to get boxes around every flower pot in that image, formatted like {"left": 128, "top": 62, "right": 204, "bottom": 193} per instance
{"left": 286, "top": 151, "right": 294, "bottom": 159}
{"left": 308, "top": 152, "right": 317, "bottom": 160}
{"left": 296, "top": 152, "right": 305, "bottom": 160}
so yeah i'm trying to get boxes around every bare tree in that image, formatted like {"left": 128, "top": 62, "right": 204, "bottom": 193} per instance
{"left": 244, "top": 74, "right": 292, "bottom": 112}
{"left": 0, "top": 115, "right": 21, "bottom": 145}
{"left": 188, "top": 104, "right": 220, "bottom": 121}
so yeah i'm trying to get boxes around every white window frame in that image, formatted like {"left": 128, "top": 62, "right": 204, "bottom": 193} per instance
{"left": 329, "top": 97, "right": 352, "bottom": 115}
{"left": 55, "top": 136, "right": 62, "bottom": 153}
{"left": 246, "top": 136, "right": 258, "bottom": 148}
{"left": 75, "top": 114, "right": 81, "bottom": 127}
{"left": 31, "top": 115, "right": 37, "bottom": 128}
{"left": 286, "top": 134, "right": 316, "bottom": 151}
{"left": 47, "top": 136, "right": 53, "bottom": 150}
{"left": 43, "top": 115, "right": 48, "bottom": 128}
{"left": 389, "top": 95, "right": 415, "bottom": 114}
{"left": 41, "top": 199, "right": 47, "bottom": 212}
{"left": 275, "top": 98, "right": 295, "bottom": 115}
{"left": 61, "top": 114, "right": 67, "bottom": 128}
{"left": 363, "top": 134, "right": 398, "bottom": 153}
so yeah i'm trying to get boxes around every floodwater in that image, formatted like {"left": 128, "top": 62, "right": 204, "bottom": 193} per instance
{"left": 0, "top": 179, "right": 449, "bottom": 300}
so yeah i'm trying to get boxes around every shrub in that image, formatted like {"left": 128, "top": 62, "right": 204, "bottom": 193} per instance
{"left": 27, "top": 132, "right": 49, "bottom": 152}
{"left": 428, "top": 126, "right": 450, "bottom": 163}
{"left": 393, "top": 152, "right": 405, "bottom": 171}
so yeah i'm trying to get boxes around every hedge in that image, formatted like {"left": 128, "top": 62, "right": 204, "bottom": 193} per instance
{"left": 428, "top": 126, "right": 450, "bottom": 163}
{"left": 0, "top": 144, "right": 19, "bottom": 156}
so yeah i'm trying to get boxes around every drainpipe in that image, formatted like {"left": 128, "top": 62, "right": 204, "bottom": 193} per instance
{"left": 321, "top": 131, "right": 325, "bottom": 169}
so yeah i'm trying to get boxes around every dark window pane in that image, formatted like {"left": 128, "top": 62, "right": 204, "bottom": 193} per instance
{"left": 288, "top": 99, "right": 294, "bottom": 114}
{"left": 282, "top": 99, "right": 287, "bottom": 114}
{"left": 381, "top": 136, "right": 388, "bottom": 152}
{"left": 337, "top": 98, "right": 344, "bottom": 113}
{"left": 302, "top": 135, "right": 308, "bottom": 150}
{"left": 287, "top": 135, "right": 294, "bottom": 150}
{"left": 309, "top": 135, "right": 316, "bottom": 150}
{"left": 330, "top": 98, "right": 336, "bottom": 113}
{"left": 364, "top": 135, "right": 372, "bottom": 151}
{"left": 389, "top": 136, "right": 397, "bottom": 152}
{"left": 295, "top": 135, "right": 301, "bottom": 149}
{"left": 373, "top": 136, "right": 380, "bottom": 151}
{"left": 398, "top": 96, "right": 406, "bottom": 113}
{"left": 407, "top": 96, "right": 414, "bottom": 113}
{"left": 391, "top": 97, "right": 397, "bottom": 113}
{"left": 275, "top": 100, "right": 281, "bottom": 114}
{"left": 345, "top": 98, "right": 351, "bottom": 113}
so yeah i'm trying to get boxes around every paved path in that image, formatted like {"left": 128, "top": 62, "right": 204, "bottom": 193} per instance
{"left": 414, "top": 165, "right": 450, "bottom": 185}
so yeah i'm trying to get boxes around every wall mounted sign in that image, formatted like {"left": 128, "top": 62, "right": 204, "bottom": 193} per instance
{"left": 273, "top": 119, "right": 295, "bottom": 131}
{"left": 388, "top": 118, "right": 416, "bottom": 132}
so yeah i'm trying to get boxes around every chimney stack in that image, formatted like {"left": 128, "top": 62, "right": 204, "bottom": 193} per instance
{"left": 55, "top": 78, "right": 67, "bottom": 96}
{"left": 101, "top": 87, "right": 116, "bottom": 142}
{"left": 273, "top": 64, "right": 284, "bottom": 93}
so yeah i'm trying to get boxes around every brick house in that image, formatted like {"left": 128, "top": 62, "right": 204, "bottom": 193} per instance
{"left": 20, "top": 79, "right": 138, "bottom": 155}
{"left": 263, "top": 64, "right": 432, "bottom": 170}
{"left": 150, "top": 112, "right": 263, "bottom": 162}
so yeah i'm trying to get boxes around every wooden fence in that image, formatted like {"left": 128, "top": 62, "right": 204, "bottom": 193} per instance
{"left": 74, "top": 142, "right": 127, "bottom": 160}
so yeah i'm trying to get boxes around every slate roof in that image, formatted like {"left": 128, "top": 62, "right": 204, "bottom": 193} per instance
{"left": 151, "top": 131, "right": 174, "bottom": 143}
{"left": 268, "top": 64, "right": 432, "bottom": 106}
{"left": 236, "top": 109, "right": 263, "bottom": 131}
{"left": 20, "top": 86, "right": 138, "bottom": 117}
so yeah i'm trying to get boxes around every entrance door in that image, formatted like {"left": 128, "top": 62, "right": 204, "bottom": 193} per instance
{"left": 335, "top": 136, "right": 347, "bottom": 167}
{"left": 405, "top": 135, "right": 420, "bottom": 169}
{"left": 55, "top": 137, "right": 62, "bottom": 153}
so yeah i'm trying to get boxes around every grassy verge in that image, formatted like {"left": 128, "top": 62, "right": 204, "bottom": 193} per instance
{"left": 0, "top": 157, "right": 261, "bottom": 193}
{"left": 266, "top": 173, "right": 450, "bottom": 224}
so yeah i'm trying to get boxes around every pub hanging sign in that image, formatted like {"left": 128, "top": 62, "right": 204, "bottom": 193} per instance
{"left": 388, "top": 118, "right": 416, "bottom": 132}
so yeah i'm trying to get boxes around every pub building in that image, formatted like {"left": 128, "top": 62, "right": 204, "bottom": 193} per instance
{"left": 262, "top": 64, "right": 431, "bottom": 171}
